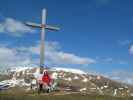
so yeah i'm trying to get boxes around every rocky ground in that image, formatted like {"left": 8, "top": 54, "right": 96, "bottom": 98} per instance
{"left": 0, "top": 67, "right": 133, "bottom": 97}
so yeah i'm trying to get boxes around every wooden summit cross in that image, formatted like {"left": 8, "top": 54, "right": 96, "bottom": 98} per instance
{"left": 25, "top": 8, "right": 60, "bottom": 74}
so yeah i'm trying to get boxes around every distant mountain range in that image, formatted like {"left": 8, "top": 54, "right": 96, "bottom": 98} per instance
{"left": 0, "top": 66, "right": 133, "bottom": 97}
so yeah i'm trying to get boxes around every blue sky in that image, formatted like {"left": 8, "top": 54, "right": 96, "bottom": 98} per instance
{"left": 0, "top": 0, "right": 133, "bottom": 77}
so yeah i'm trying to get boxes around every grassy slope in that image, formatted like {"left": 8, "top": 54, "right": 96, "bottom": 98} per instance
{"left": 1, "top": 86, "right": 132, "bottom": 100}
{"left": 0, "top": 93, "right": 133, "bottom": 100}
{"left": 0, "top": 74, "right": 10, "bottom": 81}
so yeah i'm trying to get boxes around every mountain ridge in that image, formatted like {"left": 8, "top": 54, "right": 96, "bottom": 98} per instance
{"left": 0, "top": 66, "right": 133, "bottom": 97}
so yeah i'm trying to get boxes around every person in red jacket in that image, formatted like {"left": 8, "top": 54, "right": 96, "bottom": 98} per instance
{"left": 42, "top": 71, "right": 51, "bottom": 86}
{"left": 38, "top": 69, "right": 52, "bottom": 93}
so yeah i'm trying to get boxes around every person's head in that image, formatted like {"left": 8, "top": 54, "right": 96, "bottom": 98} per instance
{"left": 43, "top": 69, "right": 48, "bottom": 75}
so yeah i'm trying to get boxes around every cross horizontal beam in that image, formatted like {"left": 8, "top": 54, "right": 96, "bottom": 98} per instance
{"left": 25, "top": 8, "right": 60, "bottom": 74}
{"left": 25, "top": 22, "right": 60, "bottom": 31}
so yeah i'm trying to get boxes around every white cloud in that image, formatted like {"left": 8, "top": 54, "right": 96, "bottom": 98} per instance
{"left": 96, "top": 57, "right": 128, "bottom": 65}
{"left": 46, "top": 51, "right": 95, "bottom": 65}
{"left": 0, "top": 41, "right": 96, "bottom": 71}
{"left": 118, "top": 40, "right": 132, "bottom": 46}
{"left": 18, "top": 41, "right": 96, "bottom": 65}
{"left": 108, "top": 71, "right": 133, "bottom": 85}
{"left": 0, "top": 18, "right": 34, "bottom": 36}
{"left": 129, "top": 45, "right": 133, "bottom": 54}
{"left": 104, "top": 58, "right": 113, "bottom": 63}
{"left": 0, "top": 46, "right": 32, "bottom": 70}
{"left": 46, "top": 42, "right": 95, "bottom": 65}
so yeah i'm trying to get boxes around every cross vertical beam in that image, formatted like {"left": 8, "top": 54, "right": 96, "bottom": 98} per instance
{"left": 25, "top": 8, "right": 60, "bottom": 74}
{"left": 40, "top": 9, "right": 46, "bottom": 69}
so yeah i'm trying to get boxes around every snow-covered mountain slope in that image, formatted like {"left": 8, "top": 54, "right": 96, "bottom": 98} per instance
{"left": 51, "top": 67, "right": 86, "bottom": 74}
{"left": 8, "top": 67, "right": 33, "bottom": 73}
{"left": 0, "top": 66, "right": 133, "bottom": 97}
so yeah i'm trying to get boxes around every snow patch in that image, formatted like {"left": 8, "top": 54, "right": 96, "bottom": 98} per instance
{"left": 80, "top": 88, "right": 87, "bottom": 92}
{"left": 9, "top": 66, "right": 33, "bottom": 72}
{"left": 73, "top": 76, "right": 79, "bottom": 80}
{"left": 51, "top": 67, "right": 86, "bottom": 75}
{"left": 82, "top": 77, "right": 88, "bottom": 83}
